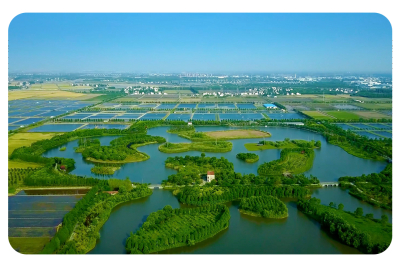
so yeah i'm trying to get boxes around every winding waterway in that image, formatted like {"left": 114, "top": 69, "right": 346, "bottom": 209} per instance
{"left": 42, "top": 126, "right": 391, "bottom": 254}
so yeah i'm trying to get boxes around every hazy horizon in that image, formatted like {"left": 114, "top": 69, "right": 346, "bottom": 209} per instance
{"left": 9, "top": 13, "right": 392, "bottom": 74}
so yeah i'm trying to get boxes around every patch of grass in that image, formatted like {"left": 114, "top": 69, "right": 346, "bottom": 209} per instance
{"left": 325, "top": 111, "right": 361, "bottom": 120}
{"left": 9, "top": 237, "right": 51, "bottom": 254}
{"left": 352, "top": 111, "right": 391, "bottom": 119}
{"left": 302, "top": 111, "right": 334, "bottom": 120}
{"left": 159, "top": 141, "right": 232, "bottom": 153}
{"left": 8, "top": 90, "right": 91, "bottom": 100}
{"left": 245, "top": 139, "right": 319, "bottom": 151}
{"left": 353, "top": 103, "right": 392, "bottom": 110}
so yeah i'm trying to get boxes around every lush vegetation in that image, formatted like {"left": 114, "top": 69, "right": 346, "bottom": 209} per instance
{"left": 90, "top": 165, "right": 121, "bottom": 175}
{"left": 42, "top": 184, "right": 152, "bottom": 254}
{"left": 339, "top": 164, "right": 392, "bottom": 210}
{"left": 59, "top": 146, "right": 66, "bottom": 151}
{"left": 297, "top": 197, "right": 391, "bottom": 254}
{"left": 258, "top": 148, "right": 315, "bottom": 176}
{"left": 239, "top": 195, "right": 288, "bottom": 218}
{"left": 8, "top": 168, "right": 39, "bottom": 193}
{"left": 159, "top": 141, "right": 232, "bottom": 153}
{"left": 173, "top": 184, "right": 310, "bottom": 206}
{"left": 163, "top": 155, "right": 234, "bottom": 185}
{"left": 245, "top": 138, "right": 321, "bottom": 151}
{"left": 236, "top": 153, "right": 259, "bottom": 163}
{"left": 125, "top": 204, "right": 230, "bottom": 254}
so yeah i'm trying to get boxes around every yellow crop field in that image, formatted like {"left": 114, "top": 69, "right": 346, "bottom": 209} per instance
{"left": 8, "top": 90, "right": 98, "bottom": 100}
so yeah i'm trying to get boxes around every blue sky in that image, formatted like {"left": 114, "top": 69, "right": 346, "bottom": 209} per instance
{"left": 8, "top": 13, "right": 392, "bottom": 73}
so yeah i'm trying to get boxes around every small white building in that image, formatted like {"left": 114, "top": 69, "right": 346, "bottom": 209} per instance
{"left": 207, "top": 171, "right": 215, "bottom": 183}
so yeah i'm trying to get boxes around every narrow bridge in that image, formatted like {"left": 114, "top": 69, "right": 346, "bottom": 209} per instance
{"left": 320, "top": 182, "right": 340, "bottom": 187}
{"left": 148, "top": 184, "right": 163, "bottom": 189}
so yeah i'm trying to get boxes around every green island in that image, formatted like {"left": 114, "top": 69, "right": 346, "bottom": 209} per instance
{"left": 59, "top": 146, "right": 66, "bottom": 151}
{"left": 167, "top": 125, "right": 271, "bottom": 141}
{"left": 257, "top": 148, "right": 315, "bottom": 176}
{"left": 239, "top": 195, "right": 288, "bottom": 218}
{"left": 339, "top": 163, "right": 392, "bottom": 210}
{"left": 90, "top": 165, "right": 121, "bottom": 175}
{"left": 125, "top": 204, "right": 230, "bottom": 254}
{"left": 41, "top": 183, "right": 152, "bottom": 254}
{"left": 159, "top": 141, "right": 232, "bottom": 153}
{"left": 244, "top": 138, "right": 321, "bottom": 151}
{"left": 236, "top": 152, "right": 259, "bottom": 163}
{"left": 297, "top": 197, "right": 391, "bottom": 254}
{"left": 174, "top": 184, "right": 310, "bottom": 206}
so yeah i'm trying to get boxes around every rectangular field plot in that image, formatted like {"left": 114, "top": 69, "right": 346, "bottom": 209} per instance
{"left": 373, "top": 131, "right": 392, "bottom": 139}
{"left": 265, "top": 113, "right": 307, "bottom": 120}
{"left": 13, "top": 118, "right": 44, "bottom": 125}
{"left": 197, "top": 103, "right": 217, "bottom": 109}
{"left": 177, "top": 103, "right": 197, "bottom": 109}
{"left": 334, "top": 124, "right": 358, "bottom": 131}
{"left": 28, "top": 124, "right": 84, "bottom": 132}
{"left": 165, "top": 113, "right": 192, "bottom": 121}
{"left": 81, "top": 124, "right": 129, "bottom": 130}
{"left": 236, "top": 104, "right": 256, "bottom": 109}
{"left": 354, "top": 103, "right": 392, "bottom": 110}
{"left": 115, "top": 113, "right": 143, "bottom": 120}
{"left": 217, "top": 103, "right": 237, "bottom": 109}
{"left": 88, "top": 113, "right": 119, "bottom": 120}
{"left": 8, "top": 227, "right": 56, "bottom": 238}
{"left": 9, "top": 237, "right": 52, "bottom": 254}
{"left": 192, "top": 113, "right": 217, "bottom": 121}
{"left": 352, "top": 111, "right": 391, "bottom": 119}
{"left": 348, "top": 123, "right": 375, "bottom": 129}
{"left": 325, "top": 111, "right": 360, "bottom": 120}
{"left": 62, "top": 113, "right": 96, "bottom": 120}
{"left": 139, "top": 113, "right": 167, "bottom": 120}
{"left": 219, "top": 113, "right": 264, "bottom": 121}
{"left": 302, "top": 111, "right": 333, "bottom": 120}
{"left": 155, "top": 103, "right": 177, "bottom": 109}
{"left": 332, "top": 104, "right": 362, "bottom": 110}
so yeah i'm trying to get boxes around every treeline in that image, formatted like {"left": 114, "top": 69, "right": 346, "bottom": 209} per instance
{"left": 239, "top": 195, "right": 288, "bottom": 218}
{"left": 8, "top": 168, "right": 39, "bottom": 193}
{"left": 259, "top": 138, "right": 321, "bottom": 148}
{"left": 125, "top": 204, "right": 230, "bottom": 254}
{"left": 167, "top": 125, "right": 195, "bottom": 133}
{"left": 175, "top": 184, "right": 310, "bottom": 206}
{"left": 339, "top": 164, "right": 392, "bottom": 209}
{"left": 257, "top": 148, "right": 315, "bottom": 176}
{"left": 42, "top": 185, "right": 152, "bottom": 254}
{"left": 236, "top": 153, "right": 259, "bottom": 163}
{"left": 273, "top": 102, "right": 286, "bottom": 110}
{"left": 297, "top": 198, "right": 391, "bottom": 254}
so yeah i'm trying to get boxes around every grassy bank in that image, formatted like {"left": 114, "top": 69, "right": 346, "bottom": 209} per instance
{"left": 244, "top": 139, "right": 320, "bottom": 151}
{"left": 328, "top": 139, "right": 386, "bottom": 161}
{"left": 174, "top": 129, "right": 272, "bottom": 141}
{"left": 90, "top": 166, "right": 121, "bottom": 175}
{"left": 258, "top": 148, "right": 315, "bottom": 176}
{"left": 159, "top": 141, "right": 232, "bottom": 153}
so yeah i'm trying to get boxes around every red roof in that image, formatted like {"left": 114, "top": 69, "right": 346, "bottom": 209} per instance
{"left": 207, "top": 171, "right": 214, "bottom": 175}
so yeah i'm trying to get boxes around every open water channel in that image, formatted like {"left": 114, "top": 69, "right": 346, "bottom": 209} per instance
{"left": 40, "top": 126, "right": 391, "bottom": 254}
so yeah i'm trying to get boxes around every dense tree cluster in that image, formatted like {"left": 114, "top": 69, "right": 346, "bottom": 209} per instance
{"left": 175, "top": 185, "right": 310, "bottom": 206}
{"left": 8, "top": 168, "right": 39, "bottom": 193}
{"left": 125, "top": 204, "right": 230, "bottom": 254}
{"left": 239, "top": 195, "right": 288, "bottom": 218}
{"left": 42, "top": 185, "right": 152, "bottom": 254}
{"left": 297, "top": 197, "right": 391, "bottom": 254}
{"left": 167, "top": 125, "right": 195, "bottom": 133}
{"left": 259, "top": 138, "right": 321, "bottom": 148}
{"left": 339, "top": 164, "right": 392, "bottom": 209}
{"left": 257, "top": 148, "right": 315, "bottom": 176}
{"left": 236, "top": 153, "right": 259, "bottom": 163}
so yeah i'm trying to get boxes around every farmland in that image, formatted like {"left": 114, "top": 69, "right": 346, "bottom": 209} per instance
{"left": 302, "top": 111, "right": 333, "bottom": 120}
{"left": 324, "top": 111, "right": 361, "bottom": 120}
{"left": 8, "top": 90, "right": 101, "bottom": 100}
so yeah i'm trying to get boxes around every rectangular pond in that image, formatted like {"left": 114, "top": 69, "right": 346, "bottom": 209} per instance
{"left": 348, "top": 123, "right": 374, "bottom": 129}
{"left": 219, "top": 113, "right": 264, "bottom": 121}
{"left": 372, "top": 131, "right": 392, "bottom": 139}
{"left": 156, "top": 104, "right": 177, "bottom": 109}
{"left": 197, "top": 103, "right": 217, "bottom": 109}
{"left": 177, "top": 103, "right": 197, "bottom": 109}
{"left": 28, "top": 124, "right": 84, "bottom": 132}
{"left": 217, "top": 103, "right": 237, "bottom": 109}
{"left": 88, "top": 113, "right": 119, "bottom": 120}
{"left": 192, "top": 113, "right": 217, "bottom": 121}
{"left": 355, "top": 131, "right": 381, "bottom": 139}
{"left": 139, "top": 113, "right": 167, "bottom": 120}
{"left": 115, "top": 113, "right": 143, "bottom": 120}
{"left": 8, "top": 118, "right": 24, "bottom": 124}
{"left": 366, "top": 123, "right": 392, "bottom": 129}
{"left": 80, "top": 124, "right": 129, "bottom": 130}
{"left": 62, "top": 113, "right": 96, "bottom": 120}
{"left": 12, "top": 118, "right": 44, "bottom": 125}
{"left": 334, "top": 123, "right": 358, "bottom": 131}
{"left": 165, "top": 113, "right": 192, "bottom": 121}
{"left": 236, "top": 104, "right": 256, "bottom": 109}
{"left": 332, "top": 104, "right": 361, "bottom": 110}
{"left": 265, "top": 113, "right": 306, "bottom": 120}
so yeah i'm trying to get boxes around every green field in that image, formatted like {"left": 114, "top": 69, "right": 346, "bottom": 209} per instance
{"left": 302, "top": 111, "right": 333, "bottom": 120}
{"left": 353, "top": 111, "right": 391, "bottom": 119}
{"left": 353, "top": 103, "right": 392, "bottom": 110}
{"left": 159, "top": 141, "right": 232, "bottom": 153}
{"left": 325, "top": 111, "right": 361, "bottom": 120}
{"left": 9, "top": 237, "right": 51, "bottom": 254}
{"left": 245, "top": 140, "right": 319, "bottom": 151}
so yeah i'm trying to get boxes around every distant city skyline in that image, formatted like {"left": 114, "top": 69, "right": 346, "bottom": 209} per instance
{"left": 9, "top": 13, "right": 392, "bottom": 73}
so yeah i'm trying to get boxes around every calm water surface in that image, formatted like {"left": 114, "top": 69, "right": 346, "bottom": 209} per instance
{"left": 41, "top": 126, "right": 390, "bottom": 254}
